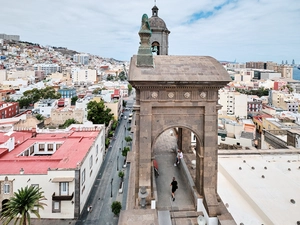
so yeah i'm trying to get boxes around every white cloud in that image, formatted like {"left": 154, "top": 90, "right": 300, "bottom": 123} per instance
{"left": 0, "top": 0, "right": 299, "bottom": 63}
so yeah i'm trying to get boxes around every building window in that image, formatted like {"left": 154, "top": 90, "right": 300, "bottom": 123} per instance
{"left": 4, "top": 184, "right": 10, "bottom": 194}
{"left": 56, "top": 144, "right": 62, "bottom": 149}
{"left": 59, "top": 182, "right": 69, "bottom": 196}
{"left": 52, "top": 201, "right": 61, "bottom": 213}
{"left": 39, "top": 144, "right": 45, "bottom": 151}
{"left": 82, "top": 169, "right": 86, "bottom": 185}
{"left": 89, "top": 155, "right": 93, "bottom": 168}
{"left": 48, "top": 144, "right": 53, "bottom": 151}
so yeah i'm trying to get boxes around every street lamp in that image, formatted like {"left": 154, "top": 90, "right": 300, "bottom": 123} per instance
{"left": 117, "top": 156, "right": 119, "bottom": 171}
{"left": 111, "top": 178, "right": 113, "bottom": 198}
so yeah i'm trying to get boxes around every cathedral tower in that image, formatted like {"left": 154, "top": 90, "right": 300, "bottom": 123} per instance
{"left": 148, "top": 5, "right": 170, "bottom": 55}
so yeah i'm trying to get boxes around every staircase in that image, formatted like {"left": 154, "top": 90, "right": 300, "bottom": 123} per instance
{"left": 158, "top": 209, "right": 204, "bottom": 225}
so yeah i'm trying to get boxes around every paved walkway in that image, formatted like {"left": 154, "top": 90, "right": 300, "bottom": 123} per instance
{"left": 153, "top": 130, "right": 194, "bottom": 211}
{"left": 153, "top": 130, "right": 200, "bottom": 225}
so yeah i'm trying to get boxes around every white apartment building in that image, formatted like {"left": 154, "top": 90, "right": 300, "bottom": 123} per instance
{"left": 0, "top": 34, "right": 20, "bottom": 41}
{"left": 73, "top": 54, "right": 89, "bottom": 65}
{"left": 33, "top": 99, "right": 57, "bottom": 117}
{"left": 34, "top": 64, "right": 60, "bottom": 75}
{"left": 271, "top": 91, "right": 298, "bottom": 112}
{"left": 0, "top": 124, "right": 105, "bottom": 219}
{"left": 218, "top": 89, "right": 248, "bottom": 118}
{"left": 71, "top": 68, "right": 97, "bottom": 84}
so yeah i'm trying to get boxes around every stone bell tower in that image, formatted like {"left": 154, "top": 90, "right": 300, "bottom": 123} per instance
{"left": 149, "top": 4, "right": 170, "bottom": 55}
{"left": 127, "top": 12, "right": 233, "bottom": 221}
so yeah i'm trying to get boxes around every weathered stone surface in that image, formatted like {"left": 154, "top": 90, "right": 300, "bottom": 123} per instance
{"left": 128, "top": 54, "right": 231, "bottom": 220}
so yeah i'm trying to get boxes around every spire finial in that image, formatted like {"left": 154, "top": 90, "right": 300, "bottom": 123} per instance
{"left": 154, "top": 0, "right": 156, "bottom": 6}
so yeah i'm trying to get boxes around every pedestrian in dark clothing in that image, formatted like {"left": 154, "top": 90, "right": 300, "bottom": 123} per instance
{"left": 170, "top": 177, "right": 178, "bottom": 201}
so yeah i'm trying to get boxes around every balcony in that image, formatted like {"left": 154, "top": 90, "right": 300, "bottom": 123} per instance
{"left": 52, "top": 192, "right": 74, "bottom": 201}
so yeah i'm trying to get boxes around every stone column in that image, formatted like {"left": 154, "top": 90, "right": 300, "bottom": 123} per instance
{"left": 182, "top": 129, "right": 191, "bottom": 153}
{"left": 177, "top": 128, "right": 182, "bottom": 150}
{"left": 138, "top": 100, "right": 152, "bottom": 191}
{"left": 202, "top": 103, "right": 219, "bottom": 217}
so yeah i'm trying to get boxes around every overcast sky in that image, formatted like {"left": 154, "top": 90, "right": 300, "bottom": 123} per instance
{"left": 1, "top": 0, "right": 299, "bottom": 63}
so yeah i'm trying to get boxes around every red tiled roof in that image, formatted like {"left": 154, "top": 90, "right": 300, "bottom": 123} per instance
{"left": 0, "top": 129, "right": 101, "bottom": 175}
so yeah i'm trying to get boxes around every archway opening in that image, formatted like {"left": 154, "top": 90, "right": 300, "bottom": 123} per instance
{"left": 151, "top": 41, "right": 160, "bottom": 55}
{"left": 2, "top": 199, "right": 9, "bottom": 213}
{"left": 151, "top": 127, "right": 203, "bottom": 210}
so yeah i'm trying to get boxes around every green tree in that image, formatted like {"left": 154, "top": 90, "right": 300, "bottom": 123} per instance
{"left": 106, "top": 74, "right": 114, "bottom": 81}
{"left": 118, "top": 71, "right": 127, "bottom": 81}
{"left": 35, "top": 114, "right": 44, "bottom": 121}
{"left": 87, "top": 101, "right": 114, "bottom": 126}
{"left": 105, "top": 138, "right": 110, "bottom": 148}
{"left": 122, "top": 100, "right": 127, "bottom": 108}
{"left": 128, "top": 84, "right": 133, "bottom": 95}
{"left": 122, "top": 146, "right": 130, "bottom": 157}
{"left": 111, "top": 120, "right": 118, "bottom": 131}
{"left": 19, "top": 87, "right": 61, "bottom": 108}
{"left": 111, "top": 201, "right": 122, "bottom": 216}
{"left": 108, "top": 130, "right": 114, "bottom": 138}
{"left": 18, "top": 97, "right": 32, "bottom": 108}
{"left": 125, "top": 136, "right": 132, "bottom": 144}
{"left": 118, "top": 171, "right": 124, "bottom": 180}
{"left": 59, "top": 118, "right": 80, "bottom": 129}
{"left": 0, "top": 185, "right": 47, "bottom": 225}
{"left": 71, "top": 96, "right": 78, "bottom": 105}
{"left": 39, "top": 86, "right": 61, "bottom": 99}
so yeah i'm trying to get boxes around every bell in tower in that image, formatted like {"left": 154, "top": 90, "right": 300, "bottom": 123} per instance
{"left": 148, "top": 4, "right": 170, "bottom": 55}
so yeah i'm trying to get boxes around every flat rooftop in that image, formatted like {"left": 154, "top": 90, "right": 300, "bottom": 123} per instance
{"left": 218, "top": 149, "right": 300, "bottom": 225}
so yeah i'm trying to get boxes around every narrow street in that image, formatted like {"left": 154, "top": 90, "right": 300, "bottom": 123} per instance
{"left": 75, "top": 96, "right": 134, "bottom": 225}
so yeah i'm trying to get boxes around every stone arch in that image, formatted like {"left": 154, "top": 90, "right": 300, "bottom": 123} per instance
{"left": 151, "top": 125, "right": 205, "bottom": 196}
{"left": 151, "top": 125, "right": 204, "bottom": 152}
{"left": 151, "top": 41, "right": 160, "bottom": 55}
{"left": 129, "top": 55, "right": 231, "bottom": 216}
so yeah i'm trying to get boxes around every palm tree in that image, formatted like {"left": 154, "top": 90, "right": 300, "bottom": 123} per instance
{"left": 0, "top": 185, "right": 47, "bottom": 225}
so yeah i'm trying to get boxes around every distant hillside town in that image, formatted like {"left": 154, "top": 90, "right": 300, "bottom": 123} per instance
{"left": 1, "top": 35, "right": 300, "bottom": 151}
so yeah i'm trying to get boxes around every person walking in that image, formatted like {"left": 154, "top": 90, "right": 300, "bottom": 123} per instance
{"left": 170, "top": 177, "right": 178, "bottom": 201}
{"left": 174, "top": 149, "right": 183, "bottom": 166}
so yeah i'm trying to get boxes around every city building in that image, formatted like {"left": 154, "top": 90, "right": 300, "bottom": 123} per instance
{"left": 71, "top": 68, "right": 97, "bottom": 84}
{"left": 33, "top": 99, "right": 57, "bottom": 117}
{"left": 51, "top": 107, "right": 84, "bottom": 125}
{"left": 218, "top": 89, "right": 248, "bottom": 118}
{"left": 0, "top": 33, "right": 20, "bottom": 41}
{"left": 275, "top": 64, "right": 293, "bottom": 78}
{"left": 0, "top": 102, "right": 19, "bottom": 119}
{"left": 73, "top": 54, "right": 89, "bottom": 65}
{"left": 0, "top": 124, "right": 105, "bottom": 219}
{"left": 247, "top": 95, "right": 262, "bottom": 116}
{"left": 58, "top": 87, "right": 76, "bottom": 98}
{"left": 0, "top": 89, "right": 16, "bottom": 101}
{"left": 34, "top": 64, "right": 60, "bottom": 75}
{"left": 217, "top": 118, "right": 255, "bottom": 148}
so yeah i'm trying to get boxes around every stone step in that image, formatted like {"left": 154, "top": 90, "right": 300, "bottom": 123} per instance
{"left": 157, "top": 204, "right": 195, "bottom": 212}
{"left": 170, "top": 210, "right": 204, "bottom": 219}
